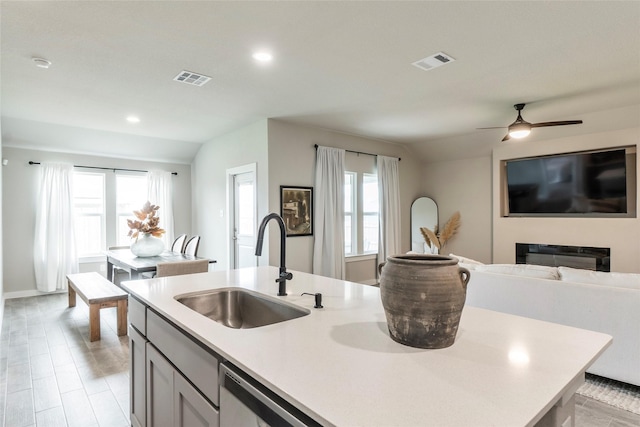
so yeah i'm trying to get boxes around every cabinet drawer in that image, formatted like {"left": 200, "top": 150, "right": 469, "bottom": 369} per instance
{"left": 129, "top": 296, "right": 146, "bottom": 335}
{"left": 147, "top": 310, "right": 219, "bottom": 406}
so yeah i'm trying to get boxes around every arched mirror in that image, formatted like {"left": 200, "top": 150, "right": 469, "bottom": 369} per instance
{"left": 411, "top": 197, "right": 438, "bottom": 253}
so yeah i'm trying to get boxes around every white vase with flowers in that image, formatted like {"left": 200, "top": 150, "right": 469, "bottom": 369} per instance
{"left": 128, "top": 201, "right": 166, "bottom": 257}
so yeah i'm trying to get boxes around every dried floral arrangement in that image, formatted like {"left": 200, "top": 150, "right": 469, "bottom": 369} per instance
{"left": 127, "top": 201, "right": 166, "bottom": 240}
{"left": 420, "top": 211, "right": 461, "bottom": 251}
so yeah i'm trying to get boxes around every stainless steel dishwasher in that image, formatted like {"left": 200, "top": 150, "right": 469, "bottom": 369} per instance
{"left": 219, "top": 363, "right": 321, "bottom": 427}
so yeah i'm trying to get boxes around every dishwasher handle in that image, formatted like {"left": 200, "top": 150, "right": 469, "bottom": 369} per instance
{"left": 220, "top": 364, "right": 310, "bottom": 427}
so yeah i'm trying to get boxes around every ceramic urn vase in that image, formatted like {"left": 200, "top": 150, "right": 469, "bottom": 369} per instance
{"left": 379, "top": 254, "right": 470, "bottom": 349}
{"left": 131, "top": 233, "right": 164, "bottom": 257}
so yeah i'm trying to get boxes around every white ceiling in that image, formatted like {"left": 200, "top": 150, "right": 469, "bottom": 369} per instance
{"left": 2, "top": 1, "right": 639, "bottom": 164}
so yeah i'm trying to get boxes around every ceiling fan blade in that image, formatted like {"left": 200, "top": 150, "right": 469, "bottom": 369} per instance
{"left": 481, "top": 102, "right": 581, "bottom": 142}
{"left": 531, "top": 120, "right": 583, "bottom": 128}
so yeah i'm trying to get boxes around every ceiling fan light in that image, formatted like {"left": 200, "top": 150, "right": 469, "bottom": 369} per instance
{"left": 509, "top": 129, "right": 531, "bottom": 139}
{"left": 508, "top": 123, "right": 531, "bottom": 139}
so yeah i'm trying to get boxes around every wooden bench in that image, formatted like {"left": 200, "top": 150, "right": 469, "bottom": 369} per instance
{"left": 67, "top": 272, "right": 128, "bottom": 342}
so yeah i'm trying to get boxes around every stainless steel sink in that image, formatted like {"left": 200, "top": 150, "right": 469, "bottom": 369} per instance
{"left": 175, "top": 288, "right": 310, "bottom": 329}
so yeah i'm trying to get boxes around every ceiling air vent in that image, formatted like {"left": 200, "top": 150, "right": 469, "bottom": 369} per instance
{"left": 173, "top": 70, "right": 211, "bottom": 86}
{"left": 412, "top": 52, "right": 456, "bottom": 71}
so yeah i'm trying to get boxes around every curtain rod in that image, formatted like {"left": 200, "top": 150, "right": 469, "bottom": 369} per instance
{"left": 28, "top": 161, "right": 178, "bottom": 176}
{"left": 313, "top": 144, "right": 401, "bottom": 161}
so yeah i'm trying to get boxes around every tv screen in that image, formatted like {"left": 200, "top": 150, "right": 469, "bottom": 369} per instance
{"left": 506, "top": 148, "right": 628, "bottom": 215}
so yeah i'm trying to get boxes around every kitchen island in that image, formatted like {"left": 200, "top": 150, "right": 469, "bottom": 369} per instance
{"left": 123, "top": 266, "right": 611, "bottom": 427}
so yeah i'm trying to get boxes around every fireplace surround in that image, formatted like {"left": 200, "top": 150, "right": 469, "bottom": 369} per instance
{"left": 516, "top": 243, "right": 610, "bottom": 272}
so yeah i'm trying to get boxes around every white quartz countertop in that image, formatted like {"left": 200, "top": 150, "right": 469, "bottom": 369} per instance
{"left": 123, "top": 266, "right": 612, "bottom": 427}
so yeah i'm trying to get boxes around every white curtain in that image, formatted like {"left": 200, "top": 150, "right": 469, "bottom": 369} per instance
{"left": 33, "top": 163, "right": 78, "bottom": 292}
{"left": 377, "top": 155, "right": 401, "bottom": 264}
{"left": 313, "top": 146, "right": 346, "bottom": 279}
{"left": 147, "top": 170, "right": 174, "bottom": 248}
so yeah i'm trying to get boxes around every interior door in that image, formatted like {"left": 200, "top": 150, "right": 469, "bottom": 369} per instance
{"left": 232, "top": 171, "right": 257, "bottom": 269}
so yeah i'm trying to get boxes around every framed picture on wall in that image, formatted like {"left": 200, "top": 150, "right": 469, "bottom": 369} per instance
{"left": 280, "top": 186, "right": 313, "bottom": 237}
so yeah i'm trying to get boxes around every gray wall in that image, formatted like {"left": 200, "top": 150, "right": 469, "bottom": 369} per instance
{"left": 192, "top": 119, "right": 424, "bottom": 282}
{"left": 422, "top": 156, "right": 493, "bottom": 263}
{"left": 267, "top": 120, "right": 424, "bottom": 277}
{"left": 421, "top": 126, "right": 640, "bottom": 273}
{"left": 2, "top": 147, "right": 192, "bottom": 296}
{"left": 492, "top": 127, "right": 640, "bottom": 273}
{"left": 191, "top": 120, "right": 269, "bottom": 269}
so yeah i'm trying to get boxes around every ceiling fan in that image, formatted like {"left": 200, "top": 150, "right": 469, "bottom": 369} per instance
{"left": 479, "top": 103, "right": 583, "bottom": 141}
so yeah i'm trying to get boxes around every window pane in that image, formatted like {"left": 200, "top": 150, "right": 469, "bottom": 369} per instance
{"left": 238, "top": 182, "right": 254, "bottom": 235}
{"left": 73, "top": 172, "right": 105, "bottom": 257}
{"left": 363, "top": 174, "right": 378, "bottom": 213}
{"left": 363, "top": 213, "right": 379, "bottom": 253}
{"left": 117, "top": 215, "right": 133, "bottom": 246}
{"left": 74, "top": 173, "right": 104, "bottom": 214}
{"left": 362, "top": 174, "right": 379, "bottom": 253}
{"left": 116, "top": 174, "right": 147, "bottom": 245}
{"left": 344, "top": 172, "right": 356, "bottom": 254}
{"left": 344, "top": 173, "right": 354, "bottom": 213}
{"left": 344, "top": 213, "right": 352, "bottom": 254}
{"left": 75, "top": 216, "right": 103, "bottom": 256}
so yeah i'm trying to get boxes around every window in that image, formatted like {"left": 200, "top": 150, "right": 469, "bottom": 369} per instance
{"left": 116, "top": 174, "right": 148, "bottom": 245}
{"left": 344, "top": 172, "right": 356, "bottom": 255}
{"left": 344, "top": 171, "right": 378, "bottom": 256}
{"left": 72, "top": 169, "right": 170, "bottom": 260}
{"left": 73, "top": 172, "right": 105, "bottom": 257}
{"left": 362, "top": 173, "right": 379, "bottom": 253}
{"left": 237, "top": 180, "right": 254, "bottom": 236}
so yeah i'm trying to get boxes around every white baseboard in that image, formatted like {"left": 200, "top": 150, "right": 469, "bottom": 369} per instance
{"left": 3, "top": 289, "right": 67, "bottom": 300}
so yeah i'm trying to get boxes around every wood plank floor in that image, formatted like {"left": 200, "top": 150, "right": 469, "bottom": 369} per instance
{"left": 1, "top": 293, "right": 128, "bottom": 427}
{"left": 1, "top": 293, "right": 639, "bottom": 426}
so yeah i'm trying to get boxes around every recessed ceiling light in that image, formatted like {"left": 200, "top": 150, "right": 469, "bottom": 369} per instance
{"left": 126, "top": 116, "right": 140, "bottom": 123}
{"left": 32, "top": 57, "right": 52, "bottom": 69}
{"left": 252, "top": 51, "right": 273, "bottom": 62}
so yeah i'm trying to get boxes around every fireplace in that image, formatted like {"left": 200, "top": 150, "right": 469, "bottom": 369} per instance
{"left": 516, "top": 243, "right": 610, "bottom": 272}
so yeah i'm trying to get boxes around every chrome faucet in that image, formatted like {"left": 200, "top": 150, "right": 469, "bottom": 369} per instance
{"left": 255, "top": 213, "right": 293, "bottom": 296}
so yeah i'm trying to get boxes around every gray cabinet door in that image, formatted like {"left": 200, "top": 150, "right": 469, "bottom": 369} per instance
{"left": 174, "top": 374, "right": 219, "bottom": 427}
{"left": 130, "top": 326, "right": 147, "bottom": 427}
{"left": 147, "top": 310, "right": 219, "bottom": 405}
{"left": 147, "top": 342, "right": 219, "bottom": 427}
{"left": 147, "top": 343, "right": 174, "bottom": 427}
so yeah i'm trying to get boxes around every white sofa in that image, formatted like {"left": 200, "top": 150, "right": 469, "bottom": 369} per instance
{"left": 462, "top": 262, "right": 640, "bottom": 386}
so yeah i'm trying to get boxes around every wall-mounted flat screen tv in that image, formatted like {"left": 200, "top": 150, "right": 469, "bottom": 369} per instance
{"left": 504, "top": 147, "right": 636, "bottom": 217}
